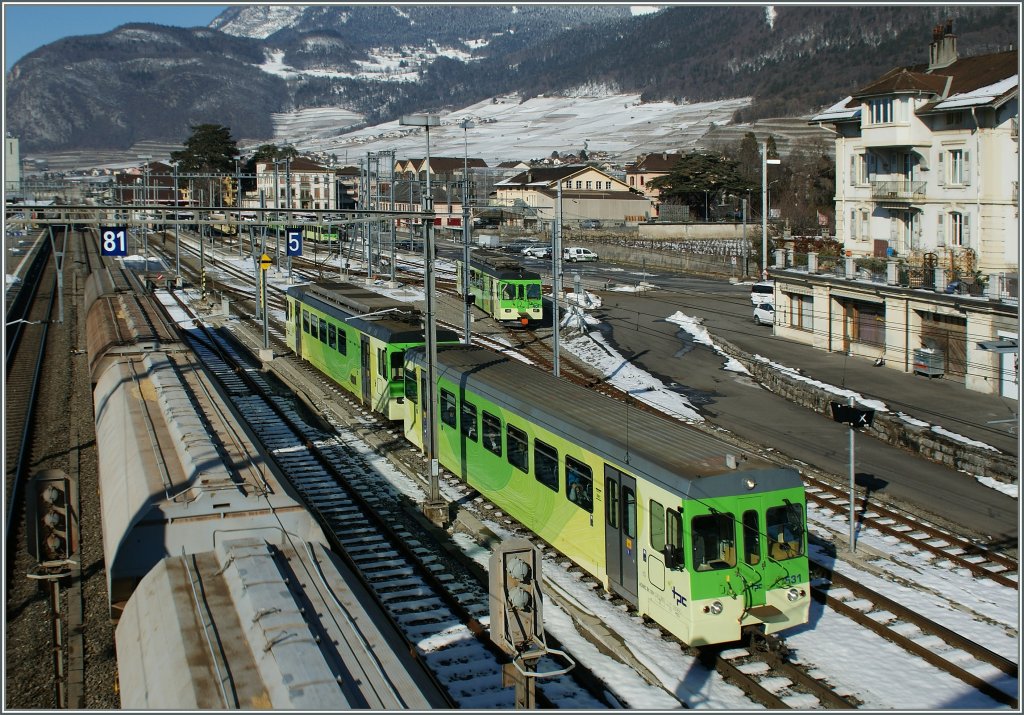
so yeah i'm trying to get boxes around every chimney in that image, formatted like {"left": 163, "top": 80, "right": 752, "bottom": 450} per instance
{"left": 928, "top": 18, "right": 958, "bottom": 70}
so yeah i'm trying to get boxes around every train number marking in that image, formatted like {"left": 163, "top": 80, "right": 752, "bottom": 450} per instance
{"left": 672, "top": 587, "right": 687, "bottom": 607}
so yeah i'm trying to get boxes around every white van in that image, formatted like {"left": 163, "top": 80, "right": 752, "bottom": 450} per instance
{"left": 563, "top": 246, "right": 598, "bottom": 262}
{"left": 750, "top": 281, "right": 775, "bottom": 305}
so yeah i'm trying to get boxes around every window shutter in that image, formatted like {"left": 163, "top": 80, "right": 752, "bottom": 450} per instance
{"left": 914, "top": 213, "right": 923, "bottom": 250}
{"left": 937, "top": 213, "right": 945, "bottom": 246}
{"left": 937, "top": 152, "right": 945, "bottom": 187}
{"left": 850, "top": 209, "right": 857, "bottom": 240}
{"left": 889, "top": 217, "right": 898, "bottom": 242}
{"left": 962, "top": 150, "right": 971, "bottom": 186}
{"left": 963, "top": 213, "right": 971, "bottom": 244}
{"left": 850, "top": 155, "right": 856, "bottom": 184}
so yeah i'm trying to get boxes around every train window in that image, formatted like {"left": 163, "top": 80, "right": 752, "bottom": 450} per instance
{"left": 404, "top": 371, "right": 417, "bottom": 403}
{"left": 605, "top": 478, "right": 619, "bottom": 529}
{"left": 440, "top": 389, "right": 457, "bottom": 428}
{"left": 765, "top": 503, "right": 805, "bottom": 561}
{"left": 500, "top": 283, "right": 514, "bottom": 301}
{"left": 377, "top": 348, "right": 387, "bottom": 379}
{"left": 534, "top": 440, "right": 558, "bottom": 492}
{"left": 527, "top": 284, "right": 541, "bottom": 299}
{"left": 390, "top": 352, "right": 404, "bottom": 380}
{"left": 328, "top": 323, "right": 337, "bottom": 350}
{"left": 691, "top": 513, "right": 736, "bottom": 572}
{"left": 666, "top": 509, "right": 684, "bottom": 569}
{"left": 302, "top": 310, "right": 310, "bottom": 334}
{"left": 461, "top": 400, "right": 478, "bottom": 441}
{"left": 319, "top": 317, "right": 328, "bottom": 343}
{"left": 337, "top": 326, "right": 348, "bottom": 355}
{"left": 507, "top": 424, "right": 528, "bottom": 473}
{"left": 482, "top": 411, "right": 502, "bottom": 456}
{"left": 622, "top": 486, "right": 636, "bottom": 539}
{"left": 650, "top": 500, "right": 665, "bottom": 551}
{"left": 742, "top": 510, "right": 761, "bottom": 566}
{"left": 565, "top": 457, "right": 593, "bottom": 512}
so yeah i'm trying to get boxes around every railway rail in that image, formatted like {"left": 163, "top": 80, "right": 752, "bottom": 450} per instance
{"left": 136, "top": 230, "right": 1018, "bottom": 708}
{"left": 156, "top": 290, "right": 610, "bottom": 708}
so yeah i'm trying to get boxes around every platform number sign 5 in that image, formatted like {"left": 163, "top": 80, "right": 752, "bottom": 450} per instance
{"left": 100, "top": 226, "right": 128, "bottom": 256}
{"left": 286, "top": 227, "right": 303, "bottom": 256}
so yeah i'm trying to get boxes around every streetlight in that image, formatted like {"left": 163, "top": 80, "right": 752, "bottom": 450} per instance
{"left": 171, "top": 160, "right": 180, "bottom": 280}
{"left": 459, "top": 118, "right": 473, "bottom": 343}
{"left": 761, "top": 139, "right": 781, "bottom": 280}
{"left": 400, "top": 113, "right": 444, "bottom": 523}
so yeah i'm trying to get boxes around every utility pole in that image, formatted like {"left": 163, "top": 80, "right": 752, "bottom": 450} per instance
{"left": 552, "top": 182, "right": 563, "bottom": 377}
{"left": 460, "top": 118, "right": 473, "bottom": 343}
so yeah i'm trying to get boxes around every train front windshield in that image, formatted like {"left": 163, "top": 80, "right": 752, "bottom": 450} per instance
{"left": 500, "top": 282, "right": 540, "bottom": 302}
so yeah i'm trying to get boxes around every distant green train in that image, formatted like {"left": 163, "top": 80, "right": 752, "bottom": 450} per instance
{"left": 402, "top": 346, "right": 810, "bottom": 646}
{"left": 455, "top": 250, "right": 543, "bottom": 327}
{"left": 285, "top": 281, "right": 460, "bottom": 419}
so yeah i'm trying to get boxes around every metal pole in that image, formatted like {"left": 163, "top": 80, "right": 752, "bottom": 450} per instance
{"left": 461, "top": 119, "right": 472, "bottom": 343}
{"left": 286, "top": 158, "right": 293, "bottom": 282}
{"left": 173, "top": 163, "right": 180, "bottom": 280}
{"left": 262, "top": 264, "right": 269, "bottom": 350}
{"left": 849, "top": 394, "right": 856, "bottom": 552}
{"left": 741, "top": 197, "right": 748, "bottom": 279}
{"left": 761, "top": 139, "right": 768, "bottom": 281}
{"left": 552, "top": 183, "right": 562, "bottom": 377}
{"left": 423, "top": 123, "right": 440, "bottom": 506}
{"left": 274, "top": 161, "right": 281, "bottom": 273}
{"left": 236, "top": 159, "right": 242, "bottom": 257}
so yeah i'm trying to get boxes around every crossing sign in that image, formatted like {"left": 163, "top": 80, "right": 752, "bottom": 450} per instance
{"left": 259, "top": 253, "right": 272, "bottom": 271}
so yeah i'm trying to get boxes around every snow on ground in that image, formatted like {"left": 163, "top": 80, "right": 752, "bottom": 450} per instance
{"left": 165, "top": 242, "right": 1017, "bottom": 709}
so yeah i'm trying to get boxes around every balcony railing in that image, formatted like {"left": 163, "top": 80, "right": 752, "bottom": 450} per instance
{"left": 871, "top": 180, "right": 927, "bottom": 200}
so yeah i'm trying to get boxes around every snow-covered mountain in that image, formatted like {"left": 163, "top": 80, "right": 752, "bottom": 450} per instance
{"left": 5, "top": 5, "right": 1017, "bottom": 156}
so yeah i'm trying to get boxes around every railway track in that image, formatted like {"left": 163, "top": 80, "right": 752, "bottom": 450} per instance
{"left": 150, "top": 237, "right": 1019, "bottom": 708}
{"left": 810, "top": 567, "right": 1017, "bottom": 707}
{"left": 154, "top": 290, "right": 611, "bottom": 709}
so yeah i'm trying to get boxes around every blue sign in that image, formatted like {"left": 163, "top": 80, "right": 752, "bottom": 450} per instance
{"left": 100, "top": 226, "right": 128, "bottom": 256}
{"left": 286, "top": 227, "right": 303, "bottom": 256}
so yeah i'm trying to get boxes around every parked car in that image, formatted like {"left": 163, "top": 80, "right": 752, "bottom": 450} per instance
{"left": 750, "top": 280, "right": 776, "bottom": 306}
{"left": 580, "top": 219, "right": 601, "bottom": 229}
{"left": 563, "top": 246, "right": 599, "bottom": 262}
{"left": 522, "top": 245, "right": 552, "bottom": 259}
{"left": 753, "top": 302, "right": 775, "bottom": 326}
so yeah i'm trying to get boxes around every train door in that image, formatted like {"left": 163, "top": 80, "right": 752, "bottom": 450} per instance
{"left": 293, "top": 302, "right": 302, "bottom": 357}
{"left": 604, "top": 466, "right": 638, "bottom": 605}
{"left": 737, "top": 496, "right": 768, "bottom": 610}
{"left": 360, "top": 335, "right": 371, "bottom": 406}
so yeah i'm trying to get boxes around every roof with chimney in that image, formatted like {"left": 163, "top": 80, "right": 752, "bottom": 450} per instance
{"left": 811, "top": 22, "right": 1018, "bottom": 123}
{"left": 627, "top": 153, "right": 685, "bottom": 173}
{"left": 496, "top": 165, "right": 589, "bottom": 187}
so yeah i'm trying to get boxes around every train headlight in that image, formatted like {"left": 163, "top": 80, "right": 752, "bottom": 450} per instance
{"left": 787, "top": 588, "right": 804, "bottom": 602}
{"left": 744, "top": 478, "right": 757, "bottom": 490}
{"left": 703, "top": 600, "right": 724, "bottom": 615}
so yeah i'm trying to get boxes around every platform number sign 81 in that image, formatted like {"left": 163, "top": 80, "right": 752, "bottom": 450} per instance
{"left": 100, "top": 226, "right": 128, "bottom": 256}
{"left": 286, "top": 227, "right": 303, "bottom": 257}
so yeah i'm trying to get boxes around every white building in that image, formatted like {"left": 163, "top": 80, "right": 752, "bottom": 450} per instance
{"left": 768, "top": 22, "right": 1019, "bottom": 398}
{"left": 252, "top": 157, "right": 336, "bottom": 211}
{"left": 5, "top": 134, "right": 21, "bottom": 194}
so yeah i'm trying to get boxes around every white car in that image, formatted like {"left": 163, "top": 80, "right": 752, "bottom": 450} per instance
{"left": 563, "top": 246, "right": 599, "bottom": 262}
{"left": 750, "top": 281, "right": 775, "bottom": 306}
{"left": 522, "top": 245, "right": 552, "bottom": 258}
{"left": 753, "top": 302, "right": 775, "bottom": 326}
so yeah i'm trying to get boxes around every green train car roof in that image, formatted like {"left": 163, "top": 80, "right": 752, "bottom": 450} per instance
{"left": 410, "top": 346, "right": 801, "bottom": 499}
{"left": 464, "top": 250, "right": 542, "bottom": 281}
{"left": 288, "top": 281, "right": 460, "bottom": 344}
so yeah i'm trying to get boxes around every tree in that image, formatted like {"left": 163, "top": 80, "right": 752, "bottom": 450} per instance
{"left": 170, "top": 124, "right": 240, "bottom": 174}
{"left": 647, "top": 151, "right": 756, "bottom": 219}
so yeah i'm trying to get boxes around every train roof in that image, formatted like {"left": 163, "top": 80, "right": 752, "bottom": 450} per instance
{"left": 288, "top": 281, "right": 460, "bottom": 344}
{"left": 412, "top": 347, "right": 801, "bottom": 498}
{"left": 465, "top": 250, "right": 541, "bottom": 281}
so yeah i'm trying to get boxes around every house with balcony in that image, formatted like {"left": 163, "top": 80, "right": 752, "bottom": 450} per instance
{"left": 492, "top": 165, "right": 652, "bottom": 228}
{"left": 768, "top": 21, "right": 1019, "bottom": 398}
{"left": 252, "top": 157, "right": 337, "bottom": 211}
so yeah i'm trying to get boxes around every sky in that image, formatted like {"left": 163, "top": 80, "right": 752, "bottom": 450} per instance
{"left": 3, "top": 3, "right": 228, "bottom": 73}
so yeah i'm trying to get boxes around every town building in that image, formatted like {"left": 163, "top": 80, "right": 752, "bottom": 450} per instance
{"left": 771, "top": 21, "right": 1018, "bottom": 397}
{"left": 624, "top": 152, "right": 683, "bottom": 218}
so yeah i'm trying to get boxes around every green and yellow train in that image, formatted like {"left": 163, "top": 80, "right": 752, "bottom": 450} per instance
{"left": 285, "top": 281, "right": 460, "bottom": 419}
{"left": 455, "top": 250, "right": 543, "bottom": 327}
{"left": 402, "top": 345, "right": 810, "bottom": 646}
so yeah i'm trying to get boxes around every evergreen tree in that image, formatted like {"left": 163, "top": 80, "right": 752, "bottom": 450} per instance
{"left": 647, "top": 151, "right": 755, "bottom": 219}
{"left": 170, "top": 124, "right": 240, "bottom": 174}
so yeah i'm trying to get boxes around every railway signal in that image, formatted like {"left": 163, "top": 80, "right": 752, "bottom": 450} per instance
{"left": 831, "top": 398, "right": 876, "bottom": 552}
